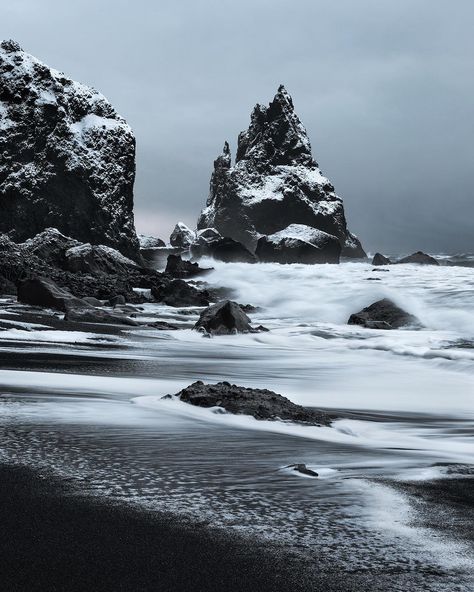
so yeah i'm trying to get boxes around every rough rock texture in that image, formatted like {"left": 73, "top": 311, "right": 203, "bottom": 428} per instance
{"left": 197, "top": 86, "right": 364, "bottom": 258}
{"left": 194, "top": 300, "right": 255, "bottom": 335}
{"left": 191, "top": 237, "right": 256, "bottom": 263}
{"left": 17, "top": 277, "right": 85, "bottom": 311}
{"left": 138, "top": 235, "right": 165, "bottom": 249}
{"left": 64, "top": 243, "right": 137, "bottom": 275}
{"left": 256, "top": 224, "right": 341, "bottom": 264}
{"left": 64, "top": 305, "right": 139, "bottom": 326}
{"left": 151, "top": 279, "right": 210, "bottom": 307}
{"left": 0, "top": 40, "right": 139, "bottom": 260}
{"left": 397, "top": 251, "right": 439, "bottom": 265}
{"left": 165, "top": 254, "right": 212, "bottom": 278}
{"left": 169, "top": 222, "right": 195, "bottom": 248}
{"left": 348, "top": 298, "right": 419, "bottom": 329}
{"left": 170, "top": 381, "right": 330, "bottom": 426}
{"left": 372, "top": 253, "right": 391, "bottom": 266}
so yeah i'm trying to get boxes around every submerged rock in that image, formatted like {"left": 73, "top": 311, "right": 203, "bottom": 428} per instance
{"left": 197, "top": 85, "right": 364, "bottom": 258}
{"left": 194, "top": 300, "right": 264, "bottom": 335}
{"left": 191, "top": 236, "right": 256, "bottom": 263}
{"left": 372, "top": 253, "right": 391, "bottom": 266}
{"left": 256, "top": 224, "right": 341, "bottom": 264}
{"left": 169, "top": 222, "right": 196, "bottom": 249}
{"left": 348, "top": 298, "right": 419, "bottom": 329}
{"left": 165, "top": 254, "right": 212, "bottom": 278}
{"left": 0, "top": 40, "right": 139, "bottom": 260}
{"left": 397, "top": 251, "right": 439, "bottom": 265}
{"left": 169, "top": 381, "right": 331, "bottom": 426}
{"left": 286, "top": 464, "right": 319, "bottom": 477}
{"left": 151, "top": 279, "right": 210, "bottom": 307}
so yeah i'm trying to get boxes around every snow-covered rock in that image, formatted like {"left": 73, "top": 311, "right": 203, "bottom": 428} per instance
{"left": 197, "top": 85, "right": 365, "bottom": 258}
{"left": 256, "top": 224, "right": 341, "bottom": 264}
{"left": 169, "top": 222, "right": 196, "bottom": 248}
{"left": 64, "top": 243, "right": 137, "bottom": 275}
{"left": 0, "top": 40, "right": 139, "bottom": 260}
{"left": 138, "top": 234, "right": 166, "bottom": 249}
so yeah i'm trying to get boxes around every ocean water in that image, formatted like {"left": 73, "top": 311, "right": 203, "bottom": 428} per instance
{"left": 0, "top": 257, "right": 473, "bottom": 589}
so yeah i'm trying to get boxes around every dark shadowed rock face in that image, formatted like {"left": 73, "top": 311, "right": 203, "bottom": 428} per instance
{"left": 397, "top": 251, "right": 439, "bottom": 265}
{"left": 348, "top": 298, "right": 420, "bottom": 329}
{"left": 165, "top": 254, "right": 212, "bottom": 278}
{"left": 169, "top": 381, "right": 331, "bottom": 426}
{"left": 372, "top": 253, "right": 392, "bottom": 266}
{"left": 17, "top": 277, "right": 85, "bottom": 311}
{"left": 191, "top": 236, "right": 256, "bottom": 263}
{"left": 151, "top": 279, "right": 210, "bottom": 307}
{"left": 197, "top": 85, "right": 365, "bottom": 258}
{"left": 256, "top": 224, "right": 341, "bottom": 264}
{"left": 0, "top": 40, "right": 139, "bottom": 260}
{"left": 194, "top": 300, "right": 258, "bottom": 335}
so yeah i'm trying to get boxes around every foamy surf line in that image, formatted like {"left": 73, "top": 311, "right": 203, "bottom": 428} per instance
{"left": 133, "top": 396, "right": 474, "bottom": 465}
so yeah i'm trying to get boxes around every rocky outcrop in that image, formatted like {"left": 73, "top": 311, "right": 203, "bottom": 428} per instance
{"left": 255, "top": 224, "right": 341, "bottom": 264}
{"left": 0, "top": 40, "right": 139, "bottom": 260}
{"left": 138, "top": 235, "right": 165, "bottom": 249}
{"left": 197, "top": 85, "right": 365, "bottom": 259}
{"left": 167, "top": 381, "right": 331, "bottom": 426}
{"left": 151, "top": 279, "right": 210, "bottom": 307}
{"left": 372, "top": 253, "right": 391, "bottom": 266}
{"left": 17, "top": 277, "right": 86, "bottom": 311}
{"left": 348, "top": 298, "right": 419, "bottom": 329}
{"left": 165, "top": 254, "right": 212, "bottom": 278}
{"left": 397, "top": 251, "right": 439, "bottom": 265}
{"left": 191, "top": 237, "right": 256, "bottom": 263}
{"left": 64, "top": 243, "right": 137, "bottom": 275}
{"left": 64, "top": 305, "right": 139, "bottom": 326}
{"left": 194, "top": 300, "right": 265, "bottom": 335}
{"left": 169, "top": 222, "right": 195, "bottom": 248}
{"left": 286, "top": 464, "right": 319, "bottom": 478}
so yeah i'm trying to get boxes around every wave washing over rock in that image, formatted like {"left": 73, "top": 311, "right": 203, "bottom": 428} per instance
{"left": 197, "top": 85, "right": 365, "bottom": 259}
{"left": 0, "top": 40, "right": 139, "bottom": 260}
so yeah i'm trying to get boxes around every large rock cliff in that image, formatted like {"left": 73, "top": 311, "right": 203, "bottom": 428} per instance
{"left": 197, "top": 85, "right": 365, "bottom": 258}
{"left": 0, "top": 40, "right": 139, "bottom": 260}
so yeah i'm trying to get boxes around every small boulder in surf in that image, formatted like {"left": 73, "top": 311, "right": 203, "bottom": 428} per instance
{"left": 348, "top": 298, "right": 419, "bottom": 329}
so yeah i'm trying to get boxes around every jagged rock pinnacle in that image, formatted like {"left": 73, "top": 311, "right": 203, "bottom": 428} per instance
{"left": 197, "top": 87, "right": 365, "bottom": 258}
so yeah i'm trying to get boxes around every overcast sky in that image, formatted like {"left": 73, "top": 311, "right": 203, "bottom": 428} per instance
{"left": 3, "top": 0, "right": 473, "bottom": 253}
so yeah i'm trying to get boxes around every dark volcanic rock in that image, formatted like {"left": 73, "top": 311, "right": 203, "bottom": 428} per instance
{"left": 22, "top": 228, "right": 80, "bottom": 267}
{"left": 0, "top": 40, "right": 139, "bottom": 260}
{"left": 64, "top": 244, "right": 137, "bottom": 275}
{"left": 286, "top": 464, "right": 319, "bottom": 477}
{"left": 169, "top": 222, "right": 196, "bottom": 248}
{"left": 151, "top": 279, "right": 210, "bottom": 307}
{"left": 0, "top": 274, "right": 16, "bottom": 295}
{"left": 64, "top": 305, "right": 139, "bottom": 326}
{"left": 17, "top": 277, "right": 85, "bottom": 311}
{"left": 191, "top": 236, "right": 256, "bottom": 263}
{"left": 170, "top": 381, "right": 330, "bottom": 426}
{"left": 256, "top": 224, "right": 341, "bottom": 264}
{"left": 372, "top": 253, "right": 392, "bottom": 266}
{"left": 194, "top": 300, "right": 263, "bottom": 335}
{"left": 397, "top": 251, "right": 439, "bottom": 265}
{"left": 348, "top": 298, "right": 419, "bottom": 329}
{"left": 197, "top": 86, "right": 365, "bottom": 258}
{"left": 165, "top": 254, "right": 212, "bottom": 278}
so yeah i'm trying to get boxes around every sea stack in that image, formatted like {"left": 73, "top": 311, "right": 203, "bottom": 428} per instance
{"left": 0, "top": 40, "right": 139, "bottom": 260}
{"left": 197, "top": 85, "right": 365, "bottom": 259}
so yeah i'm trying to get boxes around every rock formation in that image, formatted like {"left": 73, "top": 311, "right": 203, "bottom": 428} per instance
{"left": 197, "top": 85, "right": 365, "bottom": 259}
{"left": 167, "top": 381, "right": 331, "bottom": 426}
{"left": 397, "top": 251, "right": 439, "bottom": 265}
{"left": 194, "top": 300, "right": 264, "bottom": 335}
{"left": 372, "top": 253, "right": 391, "bottom": 266}
{"left": 0, "top": 40, "right": 139, "bottom": 260}
{"left": 348, "top": 298, "right": 420, "bottom": 329}
{"left": 256, "top": 224, "right": 341, "bottom": 264}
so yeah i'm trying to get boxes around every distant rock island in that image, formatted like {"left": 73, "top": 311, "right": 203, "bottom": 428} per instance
{"left": 0, "top": 40, "right": 139, "bottom": 260}
{"left": 197, "top": 85, "right": 365, "bottom": 260}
